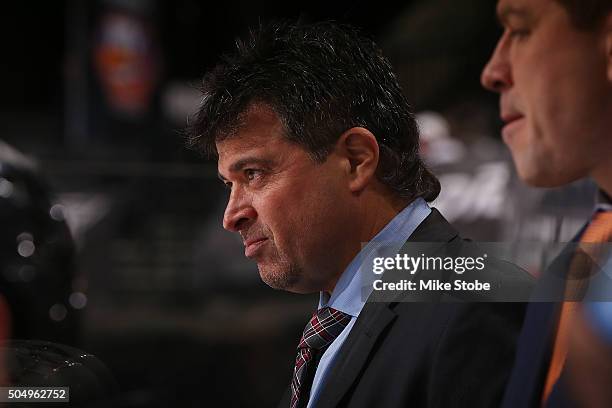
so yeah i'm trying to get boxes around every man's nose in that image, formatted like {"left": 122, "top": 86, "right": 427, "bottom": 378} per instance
{"left": 481, "top": 34, "right": 513, "bottom": 93}
{"left": 222, "top": 189, "right": 256, "bottom": 232}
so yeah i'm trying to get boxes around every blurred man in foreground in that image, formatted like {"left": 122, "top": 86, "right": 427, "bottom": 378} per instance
{"left": 481, "top": 0, "right": 612, "bottom": 406}
{"left": 190, "top": 21, "right": 530, "bottom": 408}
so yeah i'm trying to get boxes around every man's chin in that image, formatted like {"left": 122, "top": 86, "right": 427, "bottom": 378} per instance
{"left": 258, "top": 265, "right": 301, "bottom": 292}
{"left": 258, "top": 265, "right": 324, "bottom": 294}
{"left": 517, "top": 163, "right": 583, "bottom": 188}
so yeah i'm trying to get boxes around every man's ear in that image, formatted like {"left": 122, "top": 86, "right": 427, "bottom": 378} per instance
{"left": 336, "top": 127, "right": 379, "bottom": 193}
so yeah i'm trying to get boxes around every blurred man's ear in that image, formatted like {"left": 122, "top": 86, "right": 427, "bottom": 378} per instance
{"left": 335, "top": 127, "right": 379, "bottom": 194}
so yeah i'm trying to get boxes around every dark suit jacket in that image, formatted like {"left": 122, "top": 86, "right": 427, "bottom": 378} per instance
{"left": 279, "top": 208, "right": 533, "bottom": 408}
{"left": 500, "top": 234, "right": 588, "bottom": 408}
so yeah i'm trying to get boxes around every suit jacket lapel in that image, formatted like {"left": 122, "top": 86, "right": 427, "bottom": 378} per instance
{"left": 315, "top": 208, "right": 458, "bottom": 408}
{"left": 502, "top": 232, "right": 583, "bottom": 408}
{"left": 278, "top": 304, "right": 397, "bottom": 408}
{"left": 406, "top": 208, "right": 458, "bottom": 244}
{"left": 501, "top": 300, "right": 558, "bottom": 408}
{"left": 314, "top": 302, "right": 397, "bottom": 408}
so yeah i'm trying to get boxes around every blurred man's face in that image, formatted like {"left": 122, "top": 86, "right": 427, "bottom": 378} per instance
{"left": 481, "top": 0, "right": 612, "bottom": 187}
{"left": 217, "top": 106, "right": 355, "bottom": 293}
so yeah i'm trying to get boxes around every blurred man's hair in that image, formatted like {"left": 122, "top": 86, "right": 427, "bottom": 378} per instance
{"left": 188, "top": 21, "right": 440, "bottom": 202}
{"left": 556, "top": 0, "right": 612, "bottom": 30}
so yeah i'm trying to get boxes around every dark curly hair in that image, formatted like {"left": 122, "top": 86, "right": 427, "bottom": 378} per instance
{"left": 188, "top": 21, "right": 440, "bottom": 202}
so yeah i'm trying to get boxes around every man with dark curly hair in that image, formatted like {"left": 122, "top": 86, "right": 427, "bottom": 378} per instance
{"left": 190, "top": 21, "right": 530, "bottom": 408}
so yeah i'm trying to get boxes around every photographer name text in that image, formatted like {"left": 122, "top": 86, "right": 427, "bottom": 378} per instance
{"left": 373, "top": 279, "right": 491, "bottom": 292}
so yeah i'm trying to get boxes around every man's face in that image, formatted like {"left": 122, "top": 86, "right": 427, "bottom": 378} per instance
{"left": 217, "top": 106, "right": 356, "bottom": 293}
{"left": 481, "top": 0, "right": 612, "bottom": 187}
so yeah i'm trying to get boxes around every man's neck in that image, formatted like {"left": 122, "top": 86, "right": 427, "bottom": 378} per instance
{"left": 323, "top": 196, "right": 413, "bottom": 294}
{"left": 359, "top": 195, "right": 411, "bottom": 244}
{"left": 592, "top": 163, "right": 612, "bottom": 199}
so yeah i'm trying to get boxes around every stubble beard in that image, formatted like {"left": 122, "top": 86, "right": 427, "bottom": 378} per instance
{"left": 257, "top": 256, "right": 303, "bottom": 292}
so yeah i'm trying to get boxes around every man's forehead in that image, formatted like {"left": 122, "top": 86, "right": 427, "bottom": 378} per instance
{"left": 216, "top": 132, "right": 267, "bottom": 157}
{"left": 496, "top": 0, "right": 544, "bottom": 22}
{"left": 216, "top": 112, "right": 296, "bottom": 179}
{"left": 217, "top": 136, "right": 276, "bottom": 171}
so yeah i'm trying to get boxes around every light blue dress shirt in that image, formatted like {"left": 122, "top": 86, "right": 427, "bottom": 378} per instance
{"left": 306, "top": 197, "right": 431, "bottom": 408}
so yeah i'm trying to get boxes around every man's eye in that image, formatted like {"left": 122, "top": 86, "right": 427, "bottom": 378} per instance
{"left": 507, "top": 27, "right": 530, "bottom": 40}
{"left": 245, "top": 169, "right": 262, "bottom": 181}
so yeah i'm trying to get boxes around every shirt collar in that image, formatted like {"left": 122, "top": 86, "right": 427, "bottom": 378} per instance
{"left": 596, "top": 189, "right": 612, "bottom": 211}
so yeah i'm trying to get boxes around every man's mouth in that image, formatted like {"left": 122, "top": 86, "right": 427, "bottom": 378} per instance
{"left": 244, "top": 237, "right": 268, "bottom": 258}
{"left": 501, "top": 112, "right": 524, "bottom": 125}
{"left": 500, "top": 112, "right": 525, "bottom": 141}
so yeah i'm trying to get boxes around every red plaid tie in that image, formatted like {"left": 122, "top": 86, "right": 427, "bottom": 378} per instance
{"left": 290, "top": 307, "right": 351, "bottom": 408}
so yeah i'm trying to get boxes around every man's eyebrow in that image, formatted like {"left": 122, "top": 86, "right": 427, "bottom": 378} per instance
{"left": 497, "top": 6, "right": 531, "bottom": 24}
{"left": 218, "top": 157, "right": 274, "bottom": 181}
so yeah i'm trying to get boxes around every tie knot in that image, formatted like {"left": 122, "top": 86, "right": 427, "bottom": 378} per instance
{"left": 298, "top": 307, "right": 351, "bottom": 351}
{"left": 581, "top": 211, "right": 612, "bottom": 243}
{"left": 566, "top": 210, "right": 612, "bottom": 293}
